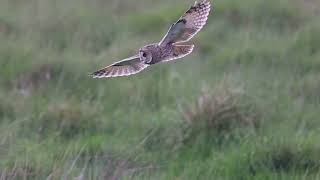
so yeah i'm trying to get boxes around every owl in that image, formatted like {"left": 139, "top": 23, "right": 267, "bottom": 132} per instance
{"left": 90, "top": 0, "right": 211, "bottom": 78}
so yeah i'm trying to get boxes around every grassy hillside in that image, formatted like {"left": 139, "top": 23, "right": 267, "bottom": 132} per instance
{"left": 0, "top": 0, "right": 320, "bottom": 179}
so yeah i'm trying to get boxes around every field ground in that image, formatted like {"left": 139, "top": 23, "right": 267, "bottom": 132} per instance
{"left": 0, "top": 0, "right": 320, "bottom": 179}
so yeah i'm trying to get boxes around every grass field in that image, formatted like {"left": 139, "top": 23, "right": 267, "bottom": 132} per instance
{"left": 0, "top": 0, "right": 320, "bottom": 179}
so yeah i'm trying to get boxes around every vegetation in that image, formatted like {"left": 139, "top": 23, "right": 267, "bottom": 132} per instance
{"left": 0, "top": 0, "right": 320, "bottom": 179}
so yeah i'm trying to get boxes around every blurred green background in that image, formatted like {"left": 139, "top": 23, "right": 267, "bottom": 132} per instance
{"left": 0, "top": 0, "right": 320, "bottom": 179}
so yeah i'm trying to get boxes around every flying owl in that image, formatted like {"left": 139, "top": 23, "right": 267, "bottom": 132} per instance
{"left": 90, "top": 0, "right": 211, "bottom": 78}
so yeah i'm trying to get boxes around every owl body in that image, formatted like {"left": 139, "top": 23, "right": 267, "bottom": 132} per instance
{"left": 139, "top": 43, "right": 173, "bottom": 65}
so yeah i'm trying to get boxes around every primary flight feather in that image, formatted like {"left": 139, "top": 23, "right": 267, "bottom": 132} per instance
{"left": 90, "top": 0, "right": 211, "bottom": 78}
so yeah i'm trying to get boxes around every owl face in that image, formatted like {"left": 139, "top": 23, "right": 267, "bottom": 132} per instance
{"left": 139, "top": 49, "right": 152, "bottom": 64}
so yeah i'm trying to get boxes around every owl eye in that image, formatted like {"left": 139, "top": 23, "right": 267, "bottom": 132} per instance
{"left": 142, "top": 52, "right": 147, "bottom": 57}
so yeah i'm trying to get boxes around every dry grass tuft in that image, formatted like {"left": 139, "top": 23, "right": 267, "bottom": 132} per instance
{"left": 180, "top": 85, "right": 260, "bottom": 145}
{"left": 144, "top": 85, "right": 262, "bottom": 152}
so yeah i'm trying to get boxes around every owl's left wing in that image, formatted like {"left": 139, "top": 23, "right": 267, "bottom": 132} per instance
{"left": 90, "top": 55, "right": 149, "bottom": 78}
{"left": 159, "top": 0, "right": 211, "bottom": 46}
{"left": 162, "top": 44, "right": 194, "bottom": 62}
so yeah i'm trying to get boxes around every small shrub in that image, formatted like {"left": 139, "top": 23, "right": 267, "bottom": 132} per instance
{"left": 144, "top": 85, "right": 262, "bottom": 153}
{"left": 180, "top": 85, "right": 260, "bottom": 146}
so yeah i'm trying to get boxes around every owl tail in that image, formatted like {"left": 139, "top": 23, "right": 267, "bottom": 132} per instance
{"left": 163, "top": 44, "right": 194, "bottom": 62}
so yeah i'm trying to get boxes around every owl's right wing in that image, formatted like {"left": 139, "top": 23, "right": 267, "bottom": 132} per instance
{"left": 159, "top": 0, "right": 211, "bottom": 46}
{"left": 90, "top": 55, "right": 149, "bottom": 78}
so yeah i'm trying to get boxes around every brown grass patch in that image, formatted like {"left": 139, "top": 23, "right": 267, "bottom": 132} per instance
{"left": 180, "top": 85, "right": 261, "bottom": 145}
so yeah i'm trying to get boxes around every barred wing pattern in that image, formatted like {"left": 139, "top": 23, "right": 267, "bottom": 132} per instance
{"left": 162, "top": 44, "right": 194, "bottom": 62}
{"left": 159, "top": 0, "right": 211, "bottom": 46}
{"left": 90, "top": 55, "right": 149, "bottom": 78}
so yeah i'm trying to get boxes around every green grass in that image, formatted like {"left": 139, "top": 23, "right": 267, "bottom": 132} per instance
{"left": 0, "top": 0, "right": 320, "bottom": 179}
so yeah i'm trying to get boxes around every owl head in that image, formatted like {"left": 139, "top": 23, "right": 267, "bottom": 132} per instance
{"left": 139, "top": 47, "right": 153, "bottom": 64}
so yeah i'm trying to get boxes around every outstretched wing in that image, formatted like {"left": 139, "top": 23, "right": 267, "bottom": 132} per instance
{"left": 90, "top": 55, "right": 149, "bottom": 78}
{"left": 159, "top": 0, "right": 211, "bottom": 46}
{"left": 162, "top": 44, "right": 194, "bottom": 62}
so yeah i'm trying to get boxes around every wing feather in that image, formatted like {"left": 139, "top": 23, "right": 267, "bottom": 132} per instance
{"left": 90, "top": 55, "right": 149, "bottom": 78}
{"left": 159, "top": 0, "right": 211, "bottom": 46}
{"left": 162, "top": 44, "right": 194, "bottom": 62}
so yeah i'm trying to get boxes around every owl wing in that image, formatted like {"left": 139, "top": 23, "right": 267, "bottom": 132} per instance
{"left": 90, "top": 55, "right": 149, "bottom": 78}
{"left": 159, "top": 0, "right": 211, "bottom": 46}
{"left": 162, "top": 44, "right": 194, "bottom": 62}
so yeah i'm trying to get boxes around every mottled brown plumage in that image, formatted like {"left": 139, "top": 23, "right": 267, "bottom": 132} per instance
{"left": 90, "top": 0, "right": 211, "bottom": 78}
